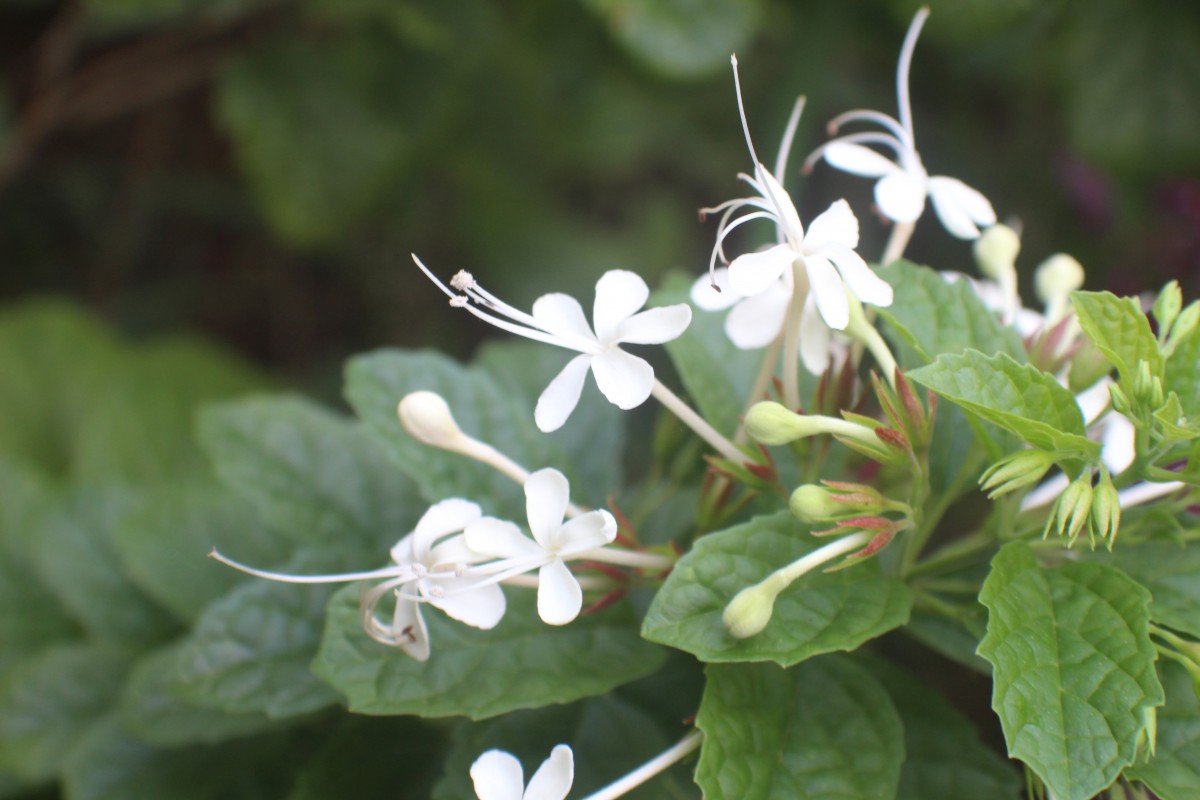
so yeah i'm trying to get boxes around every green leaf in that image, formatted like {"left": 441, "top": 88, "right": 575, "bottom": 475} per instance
{"left": 904, "top": 607, "right": 991, "bottom": 675}
{"left": 62, "top": 716, "right": 298, "bottom": 800}
{"left": 112, "top": 483, "right": 293, "bottom": 624}
{"left": 171, "top": 551, "right": 341, "bottom": 719}
{"left": 197, "top": 394, "right": 419, "bottom": 552}
{"left": 118, "top": 642, "right": 281, "bottom": 748}
{"left": 1087, "top": 540, "right": 1200, "bottom": 640}
{"left": 907, "top": 350, "right": 1099, "bottom": 458}
{"left": 344, "top": 349, "right": 576, "bottom": 517}
{"left": 696, "top": 657, "right": 904, "bottom": 799}
{"left": 314, "top": 585, "right": 666, "bottom": 719}
{"left": 1126, "top": 660, "right": 1200, "bottom": 800}
{"left": 0, "top": 643, "right": 133, "bottom": 782}
{"left": 216, "top": 32, "right": 431, "bottom": 246}
{"left": 877, "top": 260, "right": 1027, "bottom": 366}
{"left": 582, "top": 0, "right": 763, "bottom": 79}
{"left": 653, "top": 273, "right": 764, "bottom": 437}
{"left": 433, "top": 696, "right": 678, "bottom": 800}
{"left": 290, "top": 716, "right": 446, "bottom": 800}
{"left": 1166, "top": 321, "right": 1200, "bottom": 418}
{"left": 31, "top": 484, "right": 178, "bottom": 647}
{"left": 641, "top": 511, "right": 912, "bottom": 665}
{"left": 1070, "top": 290, "right": 1163, "bottom": 384}
{"left": 861, "top": 658, "right": 1021, "bottom": 800}
{"left": 977, "top": 541, "right": 1164, "bottom": 800}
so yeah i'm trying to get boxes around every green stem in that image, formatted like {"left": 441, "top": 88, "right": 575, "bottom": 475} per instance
{"left": 651, "top": 379, "right": 745, "bottom": 464}
{"left": 881, "top": 221, "right": 915, "bottom": 266}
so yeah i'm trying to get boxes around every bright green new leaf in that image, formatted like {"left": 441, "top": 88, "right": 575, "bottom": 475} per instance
{"left": 313, "top": 586, "right": 666, "bottom": 719}
{"left": 696, "top": 657, "right": 904, "bottom": 799}
{"left": 641, "top": 512, "right": 912, "bottom": 665}
{"left": 118, "top": 642, "right": 280, "bottom": 748}
{"left": 582, "top": 0, "right": 762, "bottom": 79}
{"left": 31, "top": 484, "right": 178, "bottom": 648}
{"left": 1166, "top": 322, "right": 1200, "bottom": 418}
{"left": 862, "top": 658, "right": 1020, "bottom": 800}
{"left": 978, "top": 542, "right": 1164, "bottom": 800}
{"left": 1089, "top": 540, "right": 1200, "bottom": 640}
{"left": 1125, "top": 660, "right": 1200, "bottom": 800}
{"left": 197, "top": 395, "right": 419, "bottom": 552}
{"left": 877, "top": 260, "right": 1027, "bottom": 366}
{"left": 0, "top": 644, "right": 133, "bottom": 782}
{"left": 172, "top": 553, "right": 342, "bottom": 719}
{"left": 1071, "top": 290, "right": 1162, "bottom": 385}
{"left": 907, "top": 350, "right": 1099, "bottom": 458}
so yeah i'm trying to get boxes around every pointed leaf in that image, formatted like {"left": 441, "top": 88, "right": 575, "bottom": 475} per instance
{"left": 696, "top": 657, "right": 903, "bottom": 799}
{"left": 1086, "top": 540, "right": 1200, "bottom": 639}
{"left": 1071, "top": 290, "right": 1163, "bottom": 384}
{"left": 908, "top": 350, "right": 1099, "bottom": 458}
{"left": 1166, "top": 322, "right": 1200, "bottom": 418}
{"left": 313, "top": 587, "right": 665, "bottom": 719}
{"left": 641, "top": 511, "right": 912, "bottom": 665}
{"left": 978, "top": 542, "right": 1164, "bottom": 800}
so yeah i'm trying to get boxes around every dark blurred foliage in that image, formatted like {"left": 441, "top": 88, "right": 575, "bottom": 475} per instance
{"left": 1, "top": 0, "right": 1198, "bottom": 396}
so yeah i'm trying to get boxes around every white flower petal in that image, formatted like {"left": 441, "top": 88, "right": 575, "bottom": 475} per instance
{"left": 928, "top": 176, "right": 996, "bottom": 239}
{"left": 874, "top": 170, "right": 927, "bottom": 224}
{"left": 758, "top": 168, "right": 805, "bottom": 241}
{"left": 728, "top": 244, "right": 796, "bottom": 297}
{"left": 725, "top": 282, "right": 791, "bottom": 349}
{"left": 590, "top": 348, "right": 654, "bottom": 410}
{"left": 823, "top": 141, "right": 900, "bottom": 178}
{"left": 553, "top": 509, "right": 617, "bottom": 555}
{"left": 804, "top": 255, "right": 850, "bottom": 330}
{"left": 690, "top": 269, "right": 738, "bottom": 311}
{"left": 524, "top": 745, "right": 574, "bottom": 800}
{"left": 470, "top": 750, "right": 525, "bottom": 800}
{"left": 537, "top": 559, "right": 583, "bottom": 625}
{"left": 427, "top": 532, "right": 483, "bottom": 567}
{"left": 404, "top": 498, "right": 483, "bottom": 563}
{"left": 798, "top": 293, "right": 832, "bottom": 375}
{"left": 525, "top": 468, "right": 570, "bottom": 547}
{"left": 535, "top": 353, "right": 593, "bottom": 432}
{"left": 823, "top": 243, "right": 893, "bottom": 307}
{"left": 465, "top": 517, "right": 543, "bottom": 560}
{"left": 593, "top": 270, "right": 650, "bottom": 342}
{"left": 391, "top": 596, "right": 430, "bottom": 662}
{"left": 615, "top": 304, "right": 691, "bottom": 345}
{"left": 532, "top": 293, "right": 595, "bottom": 342}
{"left": 427, "top": 577, "right": 506, "bottom": 630}
{"left": 803, "top": 199, "right": 859, "bottom": 252}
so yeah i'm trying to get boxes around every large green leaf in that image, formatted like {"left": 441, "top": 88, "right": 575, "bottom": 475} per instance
{"left": 582, "top": 0, "right": 762, "bottom": 78}
{"left": 290, "top": 716, "right": 446, "bottom": 800}
{"left": 641, "top": 511, "right": 912, "bottom": 665}
{"left": 695, "top": 657, "right": 903, "bottom": 799}
{"left": 1126, "top": 660, "right": 1200, "bottom": 800}
{"left": 877, "top": 261, "right": 1027, "bottom": 366}
{"left": 313, "top": 585, "right": 665, "bottom": 719}
{"left": 862, "top": 658, "right": 1020, "bottom": 800}
{"left": 1070, "top": 290, "right": 1162, "bottom": 385}
{"left": 0, "top": 644, "right": 133, "bottom": 782}
{"left": 1087, "top": 540, "right": 1200, "bottom": 640}
{"left": 31, "top": 484, "right": 177, "bottom": 647}
{"left": 908, "top": 350, "right": 1099, "bottom": 458}
{"left": 1166, "top": 323, "right": 1200, "bottom": 418}
{"left": 197, "top": 394, "right": 419, "bottom": 552}
{"left": 117, "top": 642, "right": 280, "bottom": 748}
{"left": 977, "top": 542, "right": 1164, "bottom": 800}
{"left": 344, "top": 349, "right": 577, "bottom": 518}
{"left": 171, "top": 551, "right": 342, "bottom": 719}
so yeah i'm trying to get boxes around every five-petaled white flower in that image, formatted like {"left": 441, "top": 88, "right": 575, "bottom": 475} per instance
{"left": 415, "top": 257, "right": 691, "bottom": 433}
{"left": 466, "top": 468, "right": 617, "bottom": 625}
{"left": 471, "top": 745, "right": 574, "bottom": 800}
{"left": 807, "top": 7, "right": 996, "bottom": 240}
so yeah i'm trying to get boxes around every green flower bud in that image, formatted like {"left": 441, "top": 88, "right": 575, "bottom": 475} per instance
{"left": 744, "top": 402, "right": 883, "bottom": 450}
{"left": 1109, "top": 382, "right": 1131, "bottom": 415}
{"left": 1091, "top": 470, "right": 1120, "bottom": 548}
{"left": 979, "top": 449, "right": 1057, "bottom": 498}
{"left": 722, "top": 580, "right": 780, "bottom": 639}
{"left": 789, "top": 485, "right": 843, "bottom": 522}
{"left": 1045, "top": 474, "right": 1094, "bottom": 545}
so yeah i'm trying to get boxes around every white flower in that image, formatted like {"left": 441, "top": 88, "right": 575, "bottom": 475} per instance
{"left": 471, "top": 745, "right": 574, "bottom": 800}
{"left": 808, "top": 7, "right": 996, "bottom": 240}
{"left": 415, "top": 257, "right": 691, "bottom": 432}
{"left": 466, "top": 468, "right": 616, "bottom": 625}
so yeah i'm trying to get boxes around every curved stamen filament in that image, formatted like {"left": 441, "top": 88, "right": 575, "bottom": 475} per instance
{"left": 897, "top": 6, "right": 930, "bottom": 141}
{"left": 827, "top": 109, "right": 910, "bottom": 148}
{"left": 209, "top": 548, "right": 415, "bottom": 584}
{"left": 773, "top": 95, "right": 807, "bottom": 184}
{"left": 707, "top": 210, "right": 780, "bottom": 279}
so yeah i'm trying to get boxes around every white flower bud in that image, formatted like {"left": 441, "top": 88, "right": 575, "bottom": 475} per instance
{"left": 398, "top": 391, "right": 465, "bottom": 450}
{"left": 723, "top": 581, "right": 780, "bottom": 639}
{"left": 973, "top": 224, "right": 1020, "bottom": 282}
{"left": 1034, "top": 254, "right": 1084, "bottom": 324}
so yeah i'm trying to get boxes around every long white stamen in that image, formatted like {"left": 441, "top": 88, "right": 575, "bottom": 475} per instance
{"left": 208, "top": 548, "right": 414, "bottom": 584}
{"left": 708, "top": 210, "right": 779, "bottom": 277}
{"left": 729, "top": 55, "right": 797, "bottom": 246}
{"left": 731, "top": 55, "right": 763, "bottom": 169}
{"left": 580, "top": 730, "right": 704, "bottom": 800}
{"left": 897, "top": 6, "right": 930, "bottom": 140}
{"left": 773, "top": 96, "right": 806, "bottom": 185}
{"left": 826, "top": 109, "right": 910, "bottom": 146}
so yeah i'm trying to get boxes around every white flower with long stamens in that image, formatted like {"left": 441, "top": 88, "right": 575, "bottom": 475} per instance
{"left": 471, "top": 745, "right": 573, "bottom": 800}
{"left": 415, "top": 257, "right": 691, "bottom": 433}
{"left": 466, "top": 468, "right": 617, "bottom": 625}
{"left": 806, "top": 6, "right": 996, "bottom": 240}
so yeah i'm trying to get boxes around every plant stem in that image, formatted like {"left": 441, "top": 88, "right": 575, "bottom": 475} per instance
{"left": 651, "top": 379, "right": 745, "bottom": 464}
{"left": 881, "top": 221, "right": 915, "bottom": 265}
{"left": 579, "top": 731, "right": 703, "bottom": 800}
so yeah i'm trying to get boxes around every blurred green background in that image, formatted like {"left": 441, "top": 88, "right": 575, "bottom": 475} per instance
{"left": 2, "top": 0, "right": 1199, "bottom": 395}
